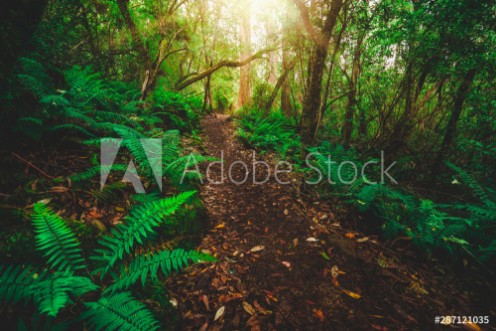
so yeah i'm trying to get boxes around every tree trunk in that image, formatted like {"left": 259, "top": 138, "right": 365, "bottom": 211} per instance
{"left": 297, "top": 0, "right": 343, "bottom": 144}
{"left": 265, "top": 61, "right": 296, "bottom": 113}
{"left": 116, "top": 0, "right": 152, "bottom": 99}
{"left": 433, "top": 68, "right": 477, "bottom": 174}
{"left": 281, "top": 8, "right": 293, "bottom": 117}
{"left": 342, "top": 36, "right": 362, "bottom": 147}
{"left": 237, "top": 0, "right": 252, "bottom": 108}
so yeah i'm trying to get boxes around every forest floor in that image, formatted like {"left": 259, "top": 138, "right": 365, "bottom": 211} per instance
{"left": 166, "top": 115, "right": 495, "bottom": 331}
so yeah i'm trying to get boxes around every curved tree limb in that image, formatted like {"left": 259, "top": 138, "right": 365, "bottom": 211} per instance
{"left": 174, "top": 48, "right": 275, "bottom": 91}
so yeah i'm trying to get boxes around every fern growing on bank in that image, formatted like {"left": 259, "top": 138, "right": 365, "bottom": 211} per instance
{"left": 93, "top": 191, "right": 197, "bottom": 276}
{"left": 236, "top": 109, "right": 301, "bottom": 159}
{"left": 0, "top": 194, "right": 214, "bottom": 329}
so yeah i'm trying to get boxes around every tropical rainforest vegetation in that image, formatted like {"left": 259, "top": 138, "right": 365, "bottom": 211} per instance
{"left": 1, "top": 0, "right": 495, "bottom": 329}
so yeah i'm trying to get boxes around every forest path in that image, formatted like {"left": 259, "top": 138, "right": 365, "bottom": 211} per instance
{"left": 166, "top": 115, "right": 477, "bottom": 331}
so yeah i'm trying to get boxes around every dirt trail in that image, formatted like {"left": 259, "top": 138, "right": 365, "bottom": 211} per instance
{"left": 167, "top": 115, "right": 492, "bottom": 331}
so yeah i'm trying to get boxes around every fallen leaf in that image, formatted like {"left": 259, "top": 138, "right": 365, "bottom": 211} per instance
{"left": 214, "top": 306, "right": 225, "bottom": 321}
{"left": 321, "top": 252, "right": 331, "bottom": 260}
{"left": 357, "top": 237, "right": 369, "bottom": 243}
{"left": 342, "top": 289, "right": 361, "bottom": 299}
{"left": 250, "top": 245, "right": 265, "bottom": 253}
{"left": 263, "top": 290, "right": 278, "bottom": 302}
{"left": 215, "top": 223, "right": 225, "bottom": 229}
{"left": 87, "top": 209, "right": 103, "bottom": 219}
{"left": 306, "top": 237, "right": 319, "bottom": 242}
{"left": 114, "top": 206, "right": 125, "bottom": 212}
{"left": 49, "top": 186, "right": 69, "bottom": 193}
{"left": 200, "top": 295, "right": 210, "bottom": 310}
{"left": 283, "top": 209, "right": 289, "bottom": 215}
{"left": 463, "top": 322, "right": 481, "bottom": 331}
{"left": 312, "top": 308, "right": 325, "bottom": 322}
{"left": 218, "top": 293, "right": 243, "bottom": 303}
{"left": 242, "top": 301, "right": 256, "bottom": 315}
{"left": 345, "top": 232, "right": 356, "bottom": 239}
{"left": 331, "top": 265, "right": 339, "bottom": 278}
{"left": 281, "top": 261, "right": 291, "bottom": 268}
{"left": 408, "top": 280, "right": 429, "bottom": 295}
{"left": 253, "top": 300, "right": 272, "bottom": 315}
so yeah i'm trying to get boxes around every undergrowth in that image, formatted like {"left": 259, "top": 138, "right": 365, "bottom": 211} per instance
{"left": 236, "top": 109, "right": 496, "bottom": 265}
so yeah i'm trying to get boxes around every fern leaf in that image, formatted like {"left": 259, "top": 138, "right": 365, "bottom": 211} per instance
{"left": 82, "top": 292, "right": 159, "bottom": 331}
{"left": 32, "top": 273, "right": 97, "bottom": 317}
{"left": 0, "top": 265, "right": 39, "bottom": 304}
{"left": 106, "top": 249, "right": 215, "bottom": 293}
{"left": 93, "top": 191, "right": 196, "bottom": 277}
{"left": 32, "top": 203, "right": 85, "bottom": 273}
{"left": 67, "top": 164, "right": 128, "bottom": 183}
{"left": 50, "top": 124, "right": 95, "bottom": 137}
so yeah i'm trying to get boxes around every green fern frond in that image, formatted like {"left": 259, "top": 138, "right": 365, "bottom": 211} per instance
{"left": 91, "top": 182, "right": 126, "bottom": 203}
{"left": 18, "top": 117, "right": 43, "bottom": 126}
{"left": 32, "top": 273, "right": 97, "bottom": 317}
{"left": 63, "top": 107, "right": 97, "bottom": 126}
{"left": 446, "top": 162, "right": 494, "bottom": 208}
{"left": 32, "top": 203, "right": 85, "bottom": 273}
{"left": 67, "top": 164, "right": 128, "bottom": 183}
{"left": 93, "top": 191, "right": 196, "bottom": 276}
{"left": 41, "top": 95, "right": 71, "bottom": 108}
{"left": 50, "top": 124, "right": 95, "bottom": 137}
{"left": 82, "top": 292, "right": 159, "bottom": 331}
{"left": 0, "top": 265, "right": 39, "bottom": 304}
{"left": 96, "top": 111, "right": 135, "bottom": 126}
{"left": 106, "top": 249, "right": 215, "bottom": 293}
{"left": 130, "top": 192, "right": 162, "bottom": 204}
{"left": 18, "top": 74, "right": 48, "bottom": 99}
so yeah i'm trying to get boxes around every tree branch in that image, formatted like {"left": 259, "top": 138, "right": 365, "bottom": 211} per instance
{"left": 174, "top": 48, "right": 275, "bottom": 90}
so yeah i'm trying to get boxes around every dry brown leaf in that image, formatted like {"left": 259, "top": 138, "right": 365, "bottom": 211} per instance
{"left": 250, "top": 245, "right": 265, "bottom": 253}
{"left": 332, "top": 277, "right": 340, "bottom": 287}
{"left": 253, "top": 300, "right": 272, "bottom": 315}
{"left": 312, "top": 308, "right": 325, "bottom": 322}
{"left": 306, "top": 237, "right": 319, "bottom": 242}
{"left": 281, "top": 261, "right": 291, "bottom": 268}
{"left": 200, "top": 295, "right": 210, "bottom": 310}
{"left": 345, "top": 232, "right": 356, "bottom": 239}
{"left": 342, "top": 289, "right": 361, "bottom": 299}
{"left": 49, "top": 186, "right": 69, "bottom": 193}
{"left": 219, "top": 293, "right": 243, "bottom": 303}
{"left": 242, "top": 301, "right": 256, "bottom": 315}
{"left": 263, "top": 290, "right": 278, "bottom": 302}
{"left": 214, "top": 306, "right": 225, "bottom": 321}
{"left": 357, "top": 237, "right": 369, "bottom": 243}
{"left": 330, "top": 265, "right": 339, "bottom": 278}
{"left": 463, "top": 322, "right": 481, "bottom": 331}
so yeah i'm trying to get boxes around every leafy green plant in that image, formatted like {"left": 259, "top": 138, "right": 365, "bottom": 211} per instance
{"left": 0, "top": 193, "right": 214, "bottom": 330}
{"left": 151, "top": 89, "right": 200, "bottom": 132}
{"left": 236, "top": 109, "right": 301, "bottom": 159}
